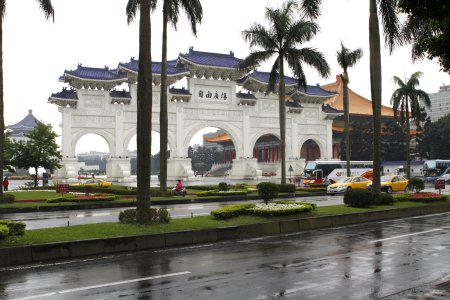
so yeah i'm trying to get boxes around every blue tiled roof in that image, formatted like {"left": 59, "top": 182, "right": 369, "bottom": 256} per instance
{"left": 8, "top": 110, "right": 39, "bottom": 137}
{"left": 119, "top": 58, "right": 187, "bottom": 75}
{"left": 322, "top": 104, "right": 342, "bottom": 113}
{"left": 236, "top": 92, "right": 257, "bottom": 99}
{"left": 298, "top": 84, "right": 338, "bottom": 97}
{"left": 50, "top": 87, "right": 78, "bottom": 100}
{"left": 64, "top": 64, "right": 127, "bottom": 81}
{"left": 178, "top": 47, "right": 243, "bottom": 69}
{"left": 169, "top": 87, "right": 191, "bottom": 95}
{"left": 110, "top": 89, "right": 131, "bottom": 98}
{"left": 238, "top": 70, "right": 298, "bottom": 85}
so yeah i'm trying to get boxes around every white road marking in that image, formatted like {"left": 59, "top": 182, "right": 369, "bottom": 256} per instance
{"left": 11, "top": 271, "right": 191, "bottom": 300}
{"left": 370, "top": 228, "right": 444, "bottom": 243}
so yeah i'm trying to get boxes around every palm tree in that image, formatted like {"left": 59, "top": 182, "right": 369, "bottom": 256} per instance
{"left": 391, "top": 71, "right": 430, "bottom": 179}
{"left": 299, "top": 0, "right": 402, "bottom": 194}
{"left": 0, "top": 0, "right": 54, "bottom": 198}
{"left": 159, "top": 0, "right": 202, "bottom": 193}
{"left": 127, "top": 0, "right": 155, "bottom": 223}
{"left": 336, "top": 43, "right": 363, "bottom": 177}
{"left": 239, "top": 0, "right": 330, "bottom": 184}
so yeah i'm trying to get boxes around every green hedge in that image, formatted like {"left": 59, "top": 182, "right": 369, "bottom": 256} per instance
{"left": 119, "top": 208, "right": 171, "bottom": 224}
{"left": 0, "top": 193, "right": 15, "bottom": 203}
{"left": 394, "top": 193, "right": 448, "bottom": 203}
{"left": 196, "top": 190, "right": 248, "bottom": 197}
{"left": 185, "top": 185, "right": 218, "bottom": 191}
{"left": 0, "top": 220, "right": 26, "bottom": 236}
{"left": 343, "top": 188, "right": 373, "bottom": 208}
{"left": 210, "top": 203, "right": 255, "bottom": 219}
{"left": 278, "top": 184, "right": 296, "bottom": 193}
{"left": 48, "top": 194, "right": 119, "bottom": 203}
{"left": 0, "top": 225, "right": 8, "bottom": 239}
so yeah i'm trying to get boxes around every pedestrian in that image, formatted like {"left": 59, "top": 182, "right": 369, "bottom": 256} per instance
{"left": 3, "top": 177, "right": 9, "bottom": 191}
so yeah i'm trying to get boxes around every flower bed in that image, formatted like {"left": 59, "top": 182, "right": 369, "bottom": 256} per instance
{"left": 211, "top": 201, "right": 316, "bottom": 219}
{"left": 48, "top": 194, "right": 119, "bottom": 203}
{"left": 394, "top": 193, "right": 448, "bottom": 203}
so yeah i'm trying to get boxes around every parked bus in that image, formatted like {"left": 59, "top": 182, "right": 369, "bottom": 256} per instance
{"left": 423, "top": 160, "right": 450, "bottom": 182}
{"left": 303, "top": 160, "right": 373, "bottom": 185}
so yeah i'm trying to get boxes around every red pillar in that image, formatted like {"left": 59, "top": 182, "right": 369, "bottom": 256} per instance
{"left": 223, "top": 149, "right": 226, "bottom": 163}
{"left": 271, "top": 145, "right": 274, "bottom": 162}
{"left": 263, "top": 145, "right": 266, "bottom": 162}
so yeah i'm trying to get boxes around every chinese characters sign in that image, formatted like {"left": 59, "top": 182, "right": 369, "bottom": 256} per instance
{"left": 195, "top": 85, "right": 231, "bottom": 104}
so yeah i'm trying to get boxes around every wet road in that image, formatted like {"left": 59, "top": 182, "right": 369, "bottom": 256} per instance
{"left": 1, "top": 212, "right": 450, "bottom": 299}
{"left": 0, "top": 195, "right": 343, "bottom": 229}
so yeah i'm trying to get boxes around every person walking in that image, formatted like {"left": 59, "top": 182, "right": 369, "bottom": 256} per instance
{"left": 3, "top": 177, "right": 9, "bottom": 191}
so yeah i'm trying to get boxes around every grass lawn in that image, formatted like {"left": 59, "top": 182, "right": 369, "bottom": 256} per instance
{"left": 0, "top": 200, "right": 441, "bottom": 248}
{"left": 6, "top": 191, "right": 60, "bottom": 201}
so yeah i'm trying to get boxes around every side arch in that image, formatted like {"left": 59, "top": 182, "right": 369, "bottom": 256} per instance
{"left": 183, "top": 121, "right": 243, "bottom": 158}
{"left": 297, "top": 136, "right": 326, "bottom": 160}
{"left": 70, "top": 129, "right": 114, "bottom": 157}
{"left": 122, "top": 128, "right": 176, "bottom": 157}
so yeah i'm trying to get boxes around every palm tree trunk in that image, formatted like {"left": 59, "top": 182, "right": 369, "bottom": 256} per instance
{"left": 159, "top": 0, "right": 168, "bottom": 193}
{"left": 405, "top": 98, "right": 411, "bottom": 179}
{"left": 34, "top": 167, "right": 39, "bottom": 187}
{"left": 0, "top": 19, "right": 4, "bottom": 198}
{"left": 136, "top": 0, "right": 152, "bottom": 223}
{"left": 279, "top": 57, "right": 286, "bottom": 185}
{"left": 369, "top": 0, "right": 382, "bottom": 195}
{"left": 341, "top": 73, "right": 351, "bottom": 177}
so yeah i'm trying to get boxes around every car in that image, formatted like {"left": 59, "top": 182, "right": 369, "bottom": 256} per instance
{"left": 72, "top": 178, "right": 112, "bottom": 187}
{"left": 367, "top": 175, "right": 409, "bottom": 193}
{"left": 326, "top": 176, "right": 372, "bottom": 195}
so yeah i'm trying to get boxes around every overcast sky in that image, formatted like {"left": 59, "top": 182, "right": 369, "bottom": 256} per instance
{"left": 3, "top": 0, "right": 449, "bottom": 153}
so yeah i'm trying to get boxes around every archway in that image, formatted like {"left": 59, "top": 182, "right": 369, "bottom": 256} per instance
{"left": 253, "top": 134, "right": 281, "bottom": 176}
{"left": 300, "top": 139, "right": 321, "bottom": 161}
{"left": 74, "top": 133, "right": 111, "bottom": 176}
{"left": 187, "top": 127, "right": 236, "bottom": 177}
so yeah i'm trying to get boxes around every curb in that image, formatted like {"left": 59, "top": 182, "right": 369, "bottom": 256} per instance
{"left": 1, "top": 202, "right": 449, "bottom": 268}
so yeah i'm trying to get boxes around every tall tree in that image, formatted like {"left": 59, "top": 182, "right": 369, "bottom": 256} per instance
{"left": 0, "top": 0, "right": 54, "bottom": 197}
{"left": 239, "top": 0, "right": 330, "bottom": 184}
{"left": 127, "top": 0, "right": 155, "bottom": 223}
{"left": 298, "top": 0, "right": 402, "bottom": 194}
{"left": 159, "top": 0, "right": 202, "bottom": 192}
{"left": 11, "top": 122, "right": 62, "bottom": 187}
{"left": 336, "top": 43, "right": 363, "bottom": 177}
{"left": 390, "top": 71, "right": 430, "bottom": 179}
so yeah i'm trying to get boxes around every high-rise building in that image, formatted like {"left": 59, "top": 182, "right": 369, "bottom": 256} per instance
{"left": 426, "top": 85, "right": 450, "bottom": 122}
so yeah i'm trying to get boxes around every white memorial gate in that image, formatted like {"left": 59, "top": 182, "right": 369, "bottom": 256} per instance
{"left": 49, "top": 48, "right": 340, "bottom": 182}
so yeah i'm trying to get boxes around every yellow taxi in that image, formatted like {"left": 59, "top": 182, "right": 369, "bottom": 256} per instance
{"left": 327, "top": 176, "right": 372, "bottom": 195}
{"left": 73, "top": 178, "right": 112, "bottom": 187}
{"left": 369, "top": 175, "right": 408, "bottom": 193}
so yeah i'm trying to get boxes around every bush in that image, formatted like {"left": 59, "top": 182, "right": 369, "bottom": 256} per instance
{"left": 257, "top": 182, "right": 279, "bottom": 204}
{"left": 231, "top": 183, "right": 248, "bottom": 190}
{"left": 0, "top": 193, "right": 15, "bottom": 203}
{"left": 118, "top": 208, "right": 171, "bottom": 224}
{"left": 278, "top": 184, "right": 296, "bottom": 193}
{"left": 0, "top": 224, "right": 9, "bottom": 239}
{"left": 218, "top": 182, "right": 229, "bottom": 192}
{"left": 196, "top": 190, "right": 248, "bottom": 197}
{"left": 0, "top": 220, "right": 26, "bottom": 236}
{"left": 408, "top": 177, "right": 425, "bottom": 193}
{"left": 48, "top": 194, "right": 118, "bottom": 203}
{"left": 185, "top": 185, "right": 218, "bottom": 191}
{"left": 343, "top": 188, "right": 373, "bottom": 208}
{"left": 373, "top": 193, "right": 394, "bottom": 205}
{"left": 210, "top": 203, "right": 256, "bottom": 219}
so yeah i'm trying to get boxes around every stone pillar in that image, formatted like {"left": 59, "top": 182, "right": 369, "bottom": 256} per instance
{"left": 106, "top": 158, "right": 132, "bottom": 182}
{"left": 325, "top": 120, "right": 333, "bottom": 159}
{"left": 167, "top": 158, "right": 195, "bottom": 182}
{"left": 55, "top": 107, "right": 78, "bottom": 181}
{"left": 228, "top": 158, "right": 262, "bottom": 180}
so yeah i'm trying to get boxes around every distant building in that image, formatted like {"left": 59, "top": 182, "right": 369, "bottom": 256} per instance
{"left": 426, "top": 85, "right": 450, "bottom": 122}
{"left": 8, "top": 110, "right": 39, "bottom": 142}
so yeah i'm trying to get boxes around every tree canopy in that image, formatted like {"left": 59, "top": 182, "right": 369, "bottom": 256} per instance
{"left": 400, "top": 0, "right": 450, "bottom": 73}
{"left": 418, "top": 113, "right": 450, "bottom": 159}
{"left": 11, "top": 122, "right": 62, "bottom": 187}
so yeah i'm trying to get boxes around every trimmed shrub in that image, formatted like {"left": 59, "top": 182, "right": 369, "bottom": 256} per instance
{"left": 373, "top": 193, "right": 394, "bottom": 205}
{"left": 343, "top": 188, "right": 374, "bottom": 208}
{"left": 210, "top": 203, "right": 255, "bottom": 219}
{"left": 218, "top": 182, "right": 229, "bottom": 192}
{"left": 278, "top": 184, "right": 296, "bottom": 193}
{"left": 0, "top": 220, "right": 26, "bottom": 236}
{"left": 257, "top": 182, "right": 279, "bottom": 204}
{"left": 196, "top": 190, "right": 248, "bottom": 197}
{"left": 231, "top": 183, "right": 248, "bottom": 190}
{"left": 185, "top": 185, "right": 218, "bottom": 191}
{"left": 408, "top": 177, "right": 425, "bottom": 193}
{"left": 0, "top": 193, "right": 15, "bottom": 203}
{"left": 396, "top": 193, "right": 448, "bottom": 203}
{"left": 0, "top": 225, "right": 9, "bottom": 239}
{"left": 118, "top": 208, "right": 171, "bottom": 224}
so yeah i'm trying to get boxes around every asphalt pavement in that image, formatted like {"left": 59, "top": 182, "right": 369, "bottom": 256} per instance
{"left": 1, "top": 212, "right": 449, "bottom": 299}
